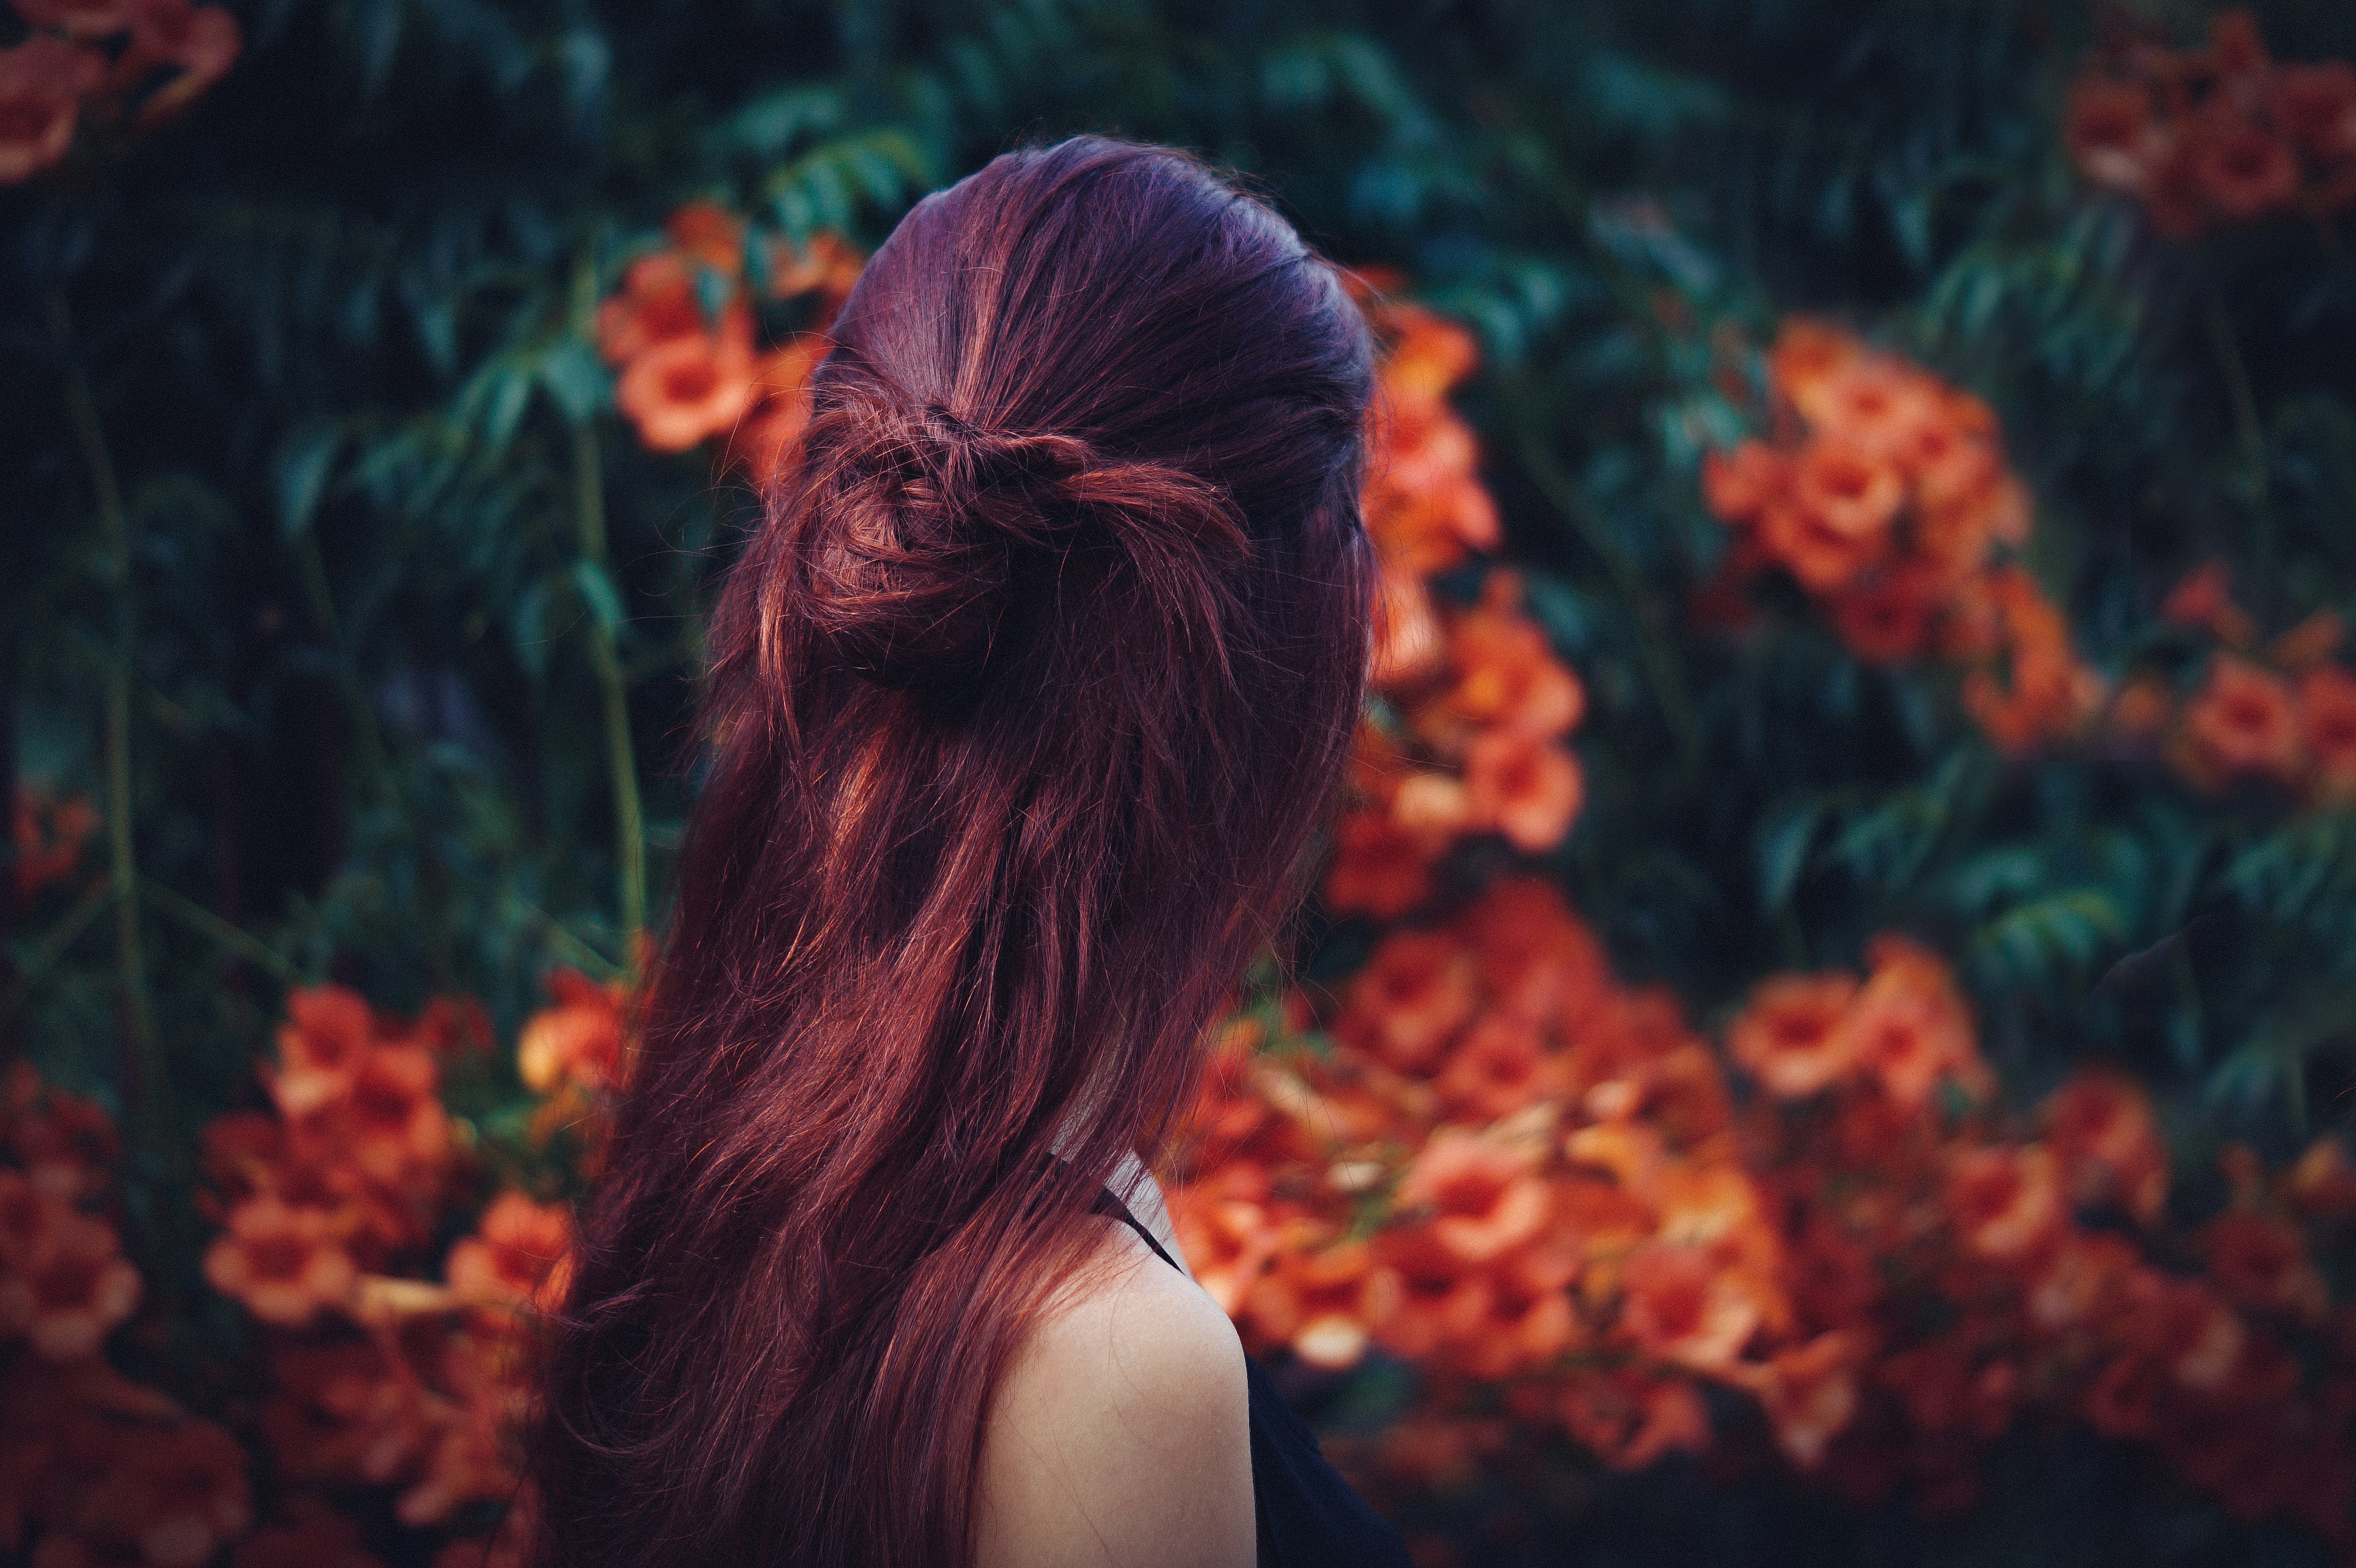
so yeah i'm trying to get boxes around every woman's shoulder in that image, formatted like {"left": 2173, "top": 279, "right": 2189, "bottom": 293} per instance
{"left": 974, "top": 1217, "right": 1256, "bottom": 1568}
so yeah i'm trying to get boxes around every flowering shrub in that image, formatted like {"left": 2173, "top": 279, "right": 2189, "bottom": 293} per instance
{"left": 19, "top": 3, "right": 2356, "bottom": 1563}
{"left": 1700, "top": 321, "right": 2101, "bottom": 754}
{"left": 2066, "top": 9, "right": 2356, "bottom": 237}
{"left": 1166, "top": 313, "right": 2356, "bottom": 1543}
{"left": 12, "top": 228, "right": 2356, "bottom": 1562}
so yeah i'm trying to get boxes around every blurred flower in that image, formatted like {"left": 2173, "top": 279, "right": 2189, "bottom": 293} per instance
{"left": 1338, "top": 933, "right": 1479, "bottom": 1075}
{"left": 662, "top": 200, "right": 744, "bottom": 274}
{"left": 1959, "top": 566, "right": 2095, "bottom": 754}
{"left": 1843, "top": 936, "right": 1978, "bottom": 1110}
{"left": 2160, "top": 560, "right": 2256, "bottom": 645}
{"left": 517, "top": 967, "right": 630, "bottom": 1097}
{"left": 1748, "top": 1331, "right": 1861, "bottom": 1467}
{"left": 2197, "top": 124, "right": 2302, "bottom": 219}
{"left": 0, "top": 36, "right": 101, "bottom": 183}
{"left": 615, "top": 311, "right": 756, "bottom": 454}
{"left": 0, "top": 1193, "right": 140, "bottom": 1360}
{"left": 1322, "top": 808, "right": 1435, "bottom": 920}
{"left": 203, "top": 1196, "right": 357, "bottom": 1328}
{"left": 13, "top": 789, "right": 100, "bottom": 902}
{"left": 722, "top": 335, "right": 830, "bottom": 484}
{"left": 1553, "top": 1369, "right": 1711, "bottom": 1472}
{"left": 2297, "top": 664, "right": 2356, "bottom": 800}
{"left": 1699, "top": 440, "right": 1786, "bottom": 528}
{"left": 1434, "top": 1017, "right": 1562, "bottom": 1123}
{"left": 333, "top": 1044, "right": 449, "bottom": 1194}
{"left": 1946, "top": 1147, "right": 2064, "bottom": 1263}
{"left": 1245, "top": 1240, "right": 1397, "bottom": 1370}
{"left": 1428, "top": 579, "right": 1585, "bottom": 742}
{"left": 2270, "top": 61, "right": 2356, "bottom": 163}
{"left": 1168, "top": 1191, "right": 1279, "bottom": 1318}
{"left": 1728, "top": 974, "right": 1859, "bottom": 1099}
{"left": 2067, "top": 77, "right": 2164, "bottom": 191}
{"left": 268, "top": 985, "right": 378, "bottom": 1119}
{"left": 2044, "top": 1070, "right": 2168, "bottom": 1223}
{"left": 1396, "top": 1132, "right": 1548, "bottom": 1265}
{"left": 1827, "top": 569, "right": 1940, "bottom": 664}
{"left": 2283, "top": 1137, "right": 2356, "bottom": 1220}
{"left": 2179, "top": 655, "right": 2302, "bottom": 787}
{"left": 1460, "top": 878, "right": 1608, "bottom": 1028}
{"left": 116, "top": 0, "right": 242, "bottom": 126}
{"left": 446, "top": 1192, "right": 573, "bottom": 1315}
{"left": 766, "top": 231, "right": 865, "bottom": 305}
{"left": 2203, "top": 1210, "right": 2326, "bottom": 1319}
{"left": 1618, "top": 1244, "right": 1763, "bottom": 1373}
{"left": 1462, "top": 732, "right": 1583, "bottom": 854}
{"left": 596, "top": 254, "right": 715, "bottom": 366}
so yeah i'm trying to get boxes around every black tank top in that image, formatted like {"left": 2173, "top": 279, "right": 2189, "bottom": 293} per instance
{"left": 1091, "top": 1189, "right": 1415, "bottom": 1568}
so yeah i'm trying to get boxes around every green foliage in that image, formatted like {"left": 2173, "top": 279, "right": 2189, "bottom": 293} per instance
{"left": 9, "top": 0, "right": 2356, "bottom": 1561}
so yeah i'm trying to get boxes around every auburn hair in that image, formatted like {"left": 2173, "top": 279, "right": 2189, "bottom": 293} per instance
{"left": 529, "top": 136, "right": 1378, "bottom": 1568}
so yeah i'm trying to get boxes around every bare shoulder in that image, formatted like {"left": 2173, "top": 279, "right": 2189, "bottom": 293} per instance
{"left": 974, "top": 1222, "right": 1255, "bottom": 1568}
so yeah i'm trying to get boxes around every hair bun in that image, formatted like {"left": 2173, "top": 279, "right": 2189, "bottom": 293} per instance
{"left": 788, "top": 386, "right": 1248, "bottom": 694}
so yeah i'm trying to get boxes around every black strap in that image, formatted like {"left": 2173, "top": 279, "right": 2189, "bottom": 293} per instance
{"left": 1091, "top": 1186, "right": 1185, "bottom": 1274}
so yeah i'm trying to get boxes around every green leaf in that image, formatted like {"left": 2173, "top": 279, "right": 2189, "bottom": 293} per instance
{"left": 1756, "top": 795, "right": 1824, "bottom": 915}
{"left": 276, "top": 423, "right": 345, "bottom": 540}
{"left": 537, "top": 338, "right": 607, "bottom": 426}
{"left": 1966, "top": 890, "right": 2123, "bottom": 991}
{"left": 513, "top": 579, "right": 554, "bottom": 680}
{"left": 570, "top": 560, "right": 624, "bottom": 636}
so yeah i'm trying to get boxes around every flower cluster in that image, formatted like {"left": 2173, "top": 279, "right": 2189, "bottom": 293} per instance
{"left": 0, "top": 0, "right": 241, "bottom": 184}
{"left": 2096, "top": 560, "right": 2356, "bottom": 803}
{"left": 1, "top": 1064, "right": 255, "bottom": 1567}
{"left": 1700, "top": 321, "right": 2101, "bottom": 752}
{"left": 2066, "top": 9, "right": 2356, "bottom": 238}
{"left": 515, "top": 964, "right": 631, "bottom": 1161}
{"left": 1325, "top": 284, "right": 1587, "bottom": 920}
{"left": 1176, "top": 891, "right": 2356, "bottom": 1535}
{"left": 192, "top": 981, "right": 579, "bottom": 1561}
{"left": 596, "top": 201, "right": 861, "bottom": 477}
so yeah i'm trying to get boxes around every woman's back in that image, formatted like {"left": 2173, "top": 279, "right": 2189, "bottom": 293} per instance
{"left": 975, "top": 1166, "right": 1254, "bottom": 1568}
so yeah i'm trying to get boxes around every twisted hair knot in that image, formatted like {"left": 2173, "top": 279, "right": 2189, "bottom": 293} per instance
{"left": 783, "top": 385, "right": 1250, "bottom": 692}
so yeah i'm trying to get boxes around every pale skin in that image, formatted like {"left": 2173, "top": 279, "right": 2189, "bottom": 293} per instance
{"left": 974, "top": 1151, "right": 1257, "bottom": 1568}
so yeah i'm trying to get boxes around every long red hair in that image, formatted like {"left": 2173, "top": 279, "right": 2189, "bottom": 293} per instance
{"left": 530, "top": 136, "right": 1377, "bottom": 1568}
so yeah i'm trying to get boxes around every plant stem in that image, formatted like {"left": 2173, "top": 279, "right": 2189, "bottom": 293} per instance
{"left": 139, "top": 877, "right": 303, "bottom": 986}
{"left": 0, "top": 877, "right": 114, "bottom": 1024}
{"left": 580, "top": 436, "right": 645, "bottom": 958}
{"left": 51, "top": 292, "right": 161, "bottom": 1144}
{"left": 2204, "top": 297, "right": 2267, "bottom": 502}
{"left": 571, "top": 250, "right": 646, "bottom": 963}
{"left": 2202, "top": 294, "right": 2275, "bottom": 611}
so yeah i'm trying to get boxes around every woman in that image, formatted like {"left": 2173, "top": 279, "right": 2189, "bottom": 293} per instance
{"left": 532, "top": 136, "right": 1415, "bottom": 1568}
